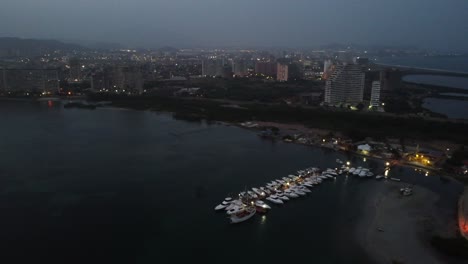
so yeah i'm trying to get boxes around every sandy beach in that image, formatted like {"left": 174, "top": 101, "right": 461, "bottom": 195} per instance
{"left": 357, "top": 181, "right": 458, "bottom": 264}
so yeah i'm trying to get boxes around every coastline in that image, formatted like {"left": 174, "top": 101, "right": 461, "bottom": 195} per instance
{"left": 357, "top": 181, "right": 458, "bottom": 264}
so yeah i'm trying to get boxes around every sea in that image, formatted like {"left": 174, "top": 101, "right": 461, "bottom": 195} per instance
{"left": 378, "top": 55, "right": 468, "bottom": 119}
{"left": 0, "top": 101, "right": 462, "bottom": 263}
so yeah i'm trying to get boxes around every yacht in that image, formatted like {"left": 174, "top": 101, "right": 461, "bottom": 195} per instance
{"left": 293, "top": 189, "right": 306, "bottom": 196}
{"left": 349, "top": 167, "right": 356, "bottom": 173}
{"left": 230, "top": 207, "right": 256, "bottom": 224}
{"left": 359, "top": 171, "right": 367, "bottom": 177}
{"left": 215, "top": 204, "right": 227, "bottom": 211}
{"left": 284, "top": 190, "right": 299, "bottom": 198}
{"left": 266, "top": 195, "right": 284, "bottom": 204}
{"left": 255, "top": 200, "right": 272, "bottom": 209}
{"left": 226, "top": 205, "right": 245, "bottom": 215}
{"left": 252, "top": 188, "right": 265, "bottom": 197}
{"left": 260, "top": 187, "right": 271, "bottom": 195}
{"left": 247, "top": 191, "right": 258, "bottom": 199}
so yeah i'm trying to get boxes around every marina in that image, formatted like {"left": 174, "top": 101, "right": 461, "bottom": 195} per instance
{"left": 215, "top": 163, "right": 386, "bottom": 224}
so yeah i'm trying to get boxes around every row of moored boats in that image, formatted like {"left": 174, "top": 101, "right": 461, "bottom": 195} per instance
{"left": 215, "top": 164, "right": 385, "bottom": 224}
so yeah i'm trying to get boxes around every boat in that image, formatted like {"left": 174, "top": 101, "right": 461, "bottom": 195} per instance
{"left": 375, "top": 175, "right": 384, "bottom": 180}
{"left": 247, "top": 191, "right": 258, "bottom": 199}
{"left": 266, "top": 195, "right": 284, "bottom": 204}
{"left": 359, "top": 171, "right": 367, "bottom": 177}
{"left": 226, "top": 205, "right": 245, "bottom": 215}
{"left": 366, "top": 172, "right": 374, "bottom": 177}
{"left": 260, "top": 187, "right": 271, "bottom": 195}
{"left": 277, "top": 195, "right": 289, "bottom": 201}
{"left": 298, "top": 187, "right": 311, "bottom": 193}
{"left": 349, "top": 167, "right": 356, "bottom": 173}
{"left": 303, "top": 182, "right": 314, "bottom": 188}
{"left": 215, "top": 204, "right": 227, "bottom": 211}
{"left": 252, "top": 188, "right": 265, "bottom": 197}
{"left": 294, "top": 190, "right": 307, "bottom": 196}
{"left": 284, "top": 190, "right": 299, "bottom": 198}
{"left": 230, "top": 207, "right": 256, "bottom": 224}
{"left": 255, "top": 200, "right": 271, "bottom": 209}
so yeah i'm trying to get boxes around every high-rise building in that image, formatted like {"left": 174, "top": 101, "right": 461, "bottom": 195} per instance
{"left": 69, "top": 58, "right": 82, "bottom": 82}
{"left": 324, "top": 63, "right": 365, "bottom": 105}
{"left": 370, "top": 80, "right": 381, "bottom": 108}
{"left": 232, "top": 59, "right": 248, "bottom": 77}
{"left": 255, "top": 61, "right": 277, "bottom": 76}
{"left": 322, "top": 60, "right": 334, "bottom": 79}
{"left": 202, "top": 58, "right": 224, "bottom": 77}
{"left": 277, "top": 63, "right": 288, "bottom": 82}
{"left": 0, "top": 68, "right": 59, "bottom": 93}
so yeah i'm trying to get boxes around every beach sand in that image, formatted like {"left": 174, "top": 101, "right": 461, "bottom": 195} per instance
{"left": 357, "top": 181, "right": 457, "bottom": 264}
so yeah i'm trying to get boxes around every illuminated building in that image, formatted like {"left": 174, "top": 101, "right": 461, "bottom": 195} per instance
{"left": 324, "top": 63, "right": 365, "bottom": 105}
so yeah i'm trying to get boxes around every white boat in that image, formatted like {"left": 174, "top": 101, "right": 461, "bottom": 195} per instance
{"left": 266, "top": 195, "right": 284, "bottom": 204}
{"left": 252, "top": 188, "right": 265, "bottom": 197}
{"left": 277, "top": 195, "right": 289, "bottom": 201}
{"left": 226, "top": 205, "right": 245, "bottom": 215}
{"left": 349, "top": 167, "right": 356, "bottom": 173}
{"left": 225, "top": 200, "right": 242, "bottom": 211}
{"left": 225, "top": 197, "right": 232, "bottom": 202}
{"left": 247, "top": 191, "right": 258, "bottom": 199}
{"left": 255, "top": 200, "right": 271, "bottom": 209}
{"left": 230, "top": 207, "right": 256, "bottom": 224}
{"left": 215, "top": 204, "right": 226, "bottom": 211}
{"left": 303, "top": 182, "right": 314, "bottom": 188}
{"left": 284, "top": 190, "right": 299, "bottom": 198}
{"left": 260, "top": 187, "right": 271, "bottom": 195}
{"left": 376, "top": 175, "right": 384, "bottom": 180}
{"left": 366, "top": 172, "right": 374, "bottom": 177}
{"left": 359, "top": 171, "right": 367, "bottom": 177}
{"left": 293, "top": 189, "right": 306, "bottom": 196}
{"left": 298, "top": 187, "right": 311, "bottom": 193}
{"left": 353, "top": 169, "right": 361, "bottom": 175}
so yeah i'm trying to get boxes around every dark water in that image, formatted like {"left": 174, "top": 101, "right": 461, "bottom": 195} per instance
{"left": 0, "top": 101, "right": 462, "bottom": 263}
{"left": 379, "top": 56, "right": 468, "bottom": 118}
{"left": 379, "top": 55, "right": 468, "bottom": 90}
{"left": 423, "top": 98, "right": 468, "bottom": 119}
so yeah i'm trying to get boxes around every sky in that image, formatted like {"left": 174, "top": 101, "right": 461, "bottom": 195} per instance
{"left": 0, "top": 0, "right": 467, "bottom": 51}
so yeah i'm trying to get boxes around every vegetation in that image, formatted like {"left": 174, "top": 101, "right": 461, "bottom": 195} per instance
{"left": 88, "top": 93, "right": 468, "bottom": 144}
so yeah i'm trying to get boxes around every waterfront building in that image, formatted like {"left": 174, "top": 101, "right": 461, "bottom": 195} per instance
{"left": 0, "top": 68, "right": 59, "bottom": 93}
{"left": 324, "top": 63, "right": 365, "bottom": 105}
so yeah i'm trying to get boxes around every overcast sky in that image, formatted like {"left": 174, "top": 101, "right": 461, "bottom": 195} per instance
{"left": 1, "top": 0, "right": 467, "bottom": 51}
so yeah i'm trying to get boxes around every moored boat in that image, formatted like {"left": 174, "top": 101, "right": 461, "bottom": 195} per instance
{"left": 230, "top": 207, "right": 256, "bottom": 224}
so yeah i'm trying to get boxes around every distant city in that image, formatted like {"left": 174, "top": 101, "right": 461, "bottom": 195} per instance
{"left": 1, "top": 37, "right": 467, "bottom": 113}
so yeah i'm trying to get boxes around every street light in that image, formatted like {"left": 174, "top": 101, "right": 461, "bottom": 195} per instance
{"left": 346, "top": 161, "right": 351, "bottom": 166}
{"left": 385, "top": 162, "right": 390, "bottom": 167}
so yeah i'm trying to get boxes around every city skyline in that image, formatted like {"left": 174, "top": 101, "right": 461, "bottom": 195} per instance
{"left": 1, "top": 0, "right": 468, "bottom": 51}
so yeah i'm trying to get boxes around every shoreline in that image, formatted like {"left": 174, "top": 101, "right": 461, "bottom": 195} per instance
{"left": 357, "top": 181, "right": 458, "bottom": 264}
{"left": 459, "top": 187, "right": 468, "bottom": 240}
